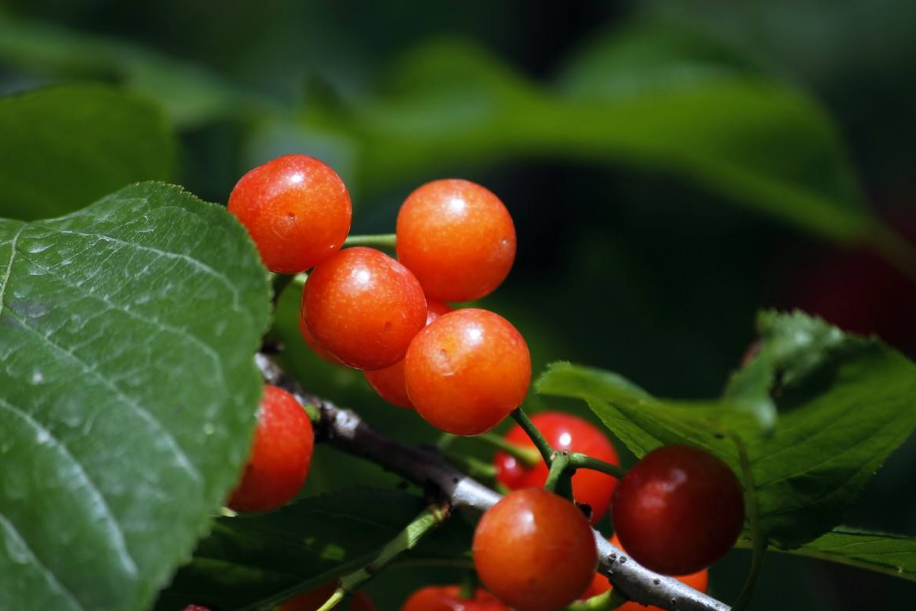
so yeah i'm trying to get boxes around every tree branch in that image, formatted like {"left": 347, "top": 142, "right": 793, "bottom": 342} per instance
{"left": 256, "top": 354, "right": 731, "bottom": 611}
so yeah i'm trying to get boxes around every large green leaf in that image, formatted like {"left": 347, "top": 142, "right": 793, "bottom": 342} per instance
{"left": 537, "top": 311, "right": 916, "bottom": 549}
{"left": 0, "top": 85, "right": 176, "bottom": 221}
{"left": 0, "top": 182, "right": 271, "bottom": 611}
{"left": 156, "top": 488, "right": 472, "bottom": 611}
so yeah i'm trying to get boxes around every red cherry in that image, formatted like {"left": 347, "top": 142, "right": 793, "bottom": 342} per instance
{"left": 181, "top": 606, "right": 213, "bottom": 611}
{"left": 279, "top": 582, "right": 377, "bottom": 611}
{"left": 228, "top": 154, "right": 351, "bottom": 273}
{"left": 298, "top": 314, "right": 345, "bottom": 366}
{"left": 495, "top": 412, "right": 619, "bottom": 523}
{"left": 612, "top": 445, "right": 744, "bottom": 575}
{"left": 405, "top": 309, "right": 531, "bottom": 435}
{"left": 228, "top": 386, "right": 314, "bottom": 512}
{"left": 364, "top": 300, "right": 453, "bottom": 409}
{"left": 581, "top": 534, "right": 709, "bottom": 608}
{"left": 400, "top": 586, "right": 508, "bottom": 611}
{"left": 397, "top": 179, "right": 516, "bottom": 302}
{"left": 301, "top": 247, "right": 428, "bottom": 370}
{"left": 473, "top": 488, "right": 597, "bottom": 611}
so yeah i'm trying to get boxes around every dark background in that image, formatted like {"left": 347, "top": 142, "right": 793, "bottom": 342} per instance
{"left": 2, "top": 1, "right": 915, "bottom": 610}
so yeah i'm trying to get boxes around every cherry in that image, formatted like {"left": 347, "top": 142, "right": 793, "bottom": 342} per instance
{"left": 228, "top": 154, "right": 351, "bottom": 274}
{"left": 278, "top": 582, "right": 377, "bottom": 611}
{"left": 363, "top": 300, "right": 453, "bottom": 408}
{"left": 495, "top": 412, "right": 620, "bottom": 523}
{"left": 473, "top": 488, "right": 597, "bottom": 611}
{"left": 227, "top": 385, "right": 314, "bottom": 512}
{"left": 301, "top": 247, "right": 428, "bottom": 370}
{"left": 405, "top": 308, "right": 531, "bottom": 435}
{"left": 396, "top": 179, "right": 516, "bottom": 302}
{"left": 612, "top": 445, "right": 743, "bottom": 575}
{"left": 581, "top": 535, "right": 709, "bottom": 609}
{"left": 400, "top": 586, "right": 508, "bottom": 611}
{"left": 181, "top": 606, "right": 213, "bottom": 611}
{"left": 298, "top": 314, "right": 345, "bottom": 366}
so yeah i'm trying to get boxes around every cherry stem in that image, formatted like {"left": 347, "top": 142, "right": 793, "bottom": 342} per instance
{"left": 568, "top": 452, "right": 628, "bottom": 479}
{"left": 269, "top": 272, "right": 295, "bottom": 306}
{"left": 440, "top": 448, "right": 498, "bottom": 480}
{"left": 729, "top": 431, "right": 765, "bottom": 611}
{"left": 543, "top": 451, "right": 574, "bottom": 499}
{"left": 475, "top": 432, "right": 542, "bottom": 467}
{"left": 458, "top": 570, "right": 477, "bottom": 600}
{"left": 565, "top": 588, "right": 628, "bottom": 611}
{"left": 510, "top": 408, "right": 555, "bottom": 465}
{"left": 315, "top": 504, "right": 450, "bottom": 611}
{"left": 344, "top": 233, "right": 397, "bottom": 249}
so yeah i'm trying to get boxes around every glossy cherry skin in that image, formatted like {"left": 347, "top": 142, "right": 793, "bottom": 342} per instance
{"left": 495, "top": 412, "right": 620, "bottom": 523}
{"left": 473, "top": 488, "right": 597, "bottom": 611}
{"left": 397, "top": 179, "right": 516, "bottom": 302}
{"left": 279, "top": 582, "right": 377, "bottom": 611}
{"left": 400, "top": 586, "right": 508, "bottom": 611}
{"left": 405, "top": 309, "right": 531, "bottom": 435}
{"left": 298, "top": 314, "right": 346, "bottom": 366}
{"left": 301, "top": 247, "right": 428, "bottom": 370}
{"left": 581, "top": 535, "right": 709, "bottom": 609}
{"left": 227, "top": 386, "right": 314, "bottom": 512}
{"left": 612, "top": 445, "right": 744, "bottom": 575}
{"left": 228, "top": 154, "right": 351, "bottom": 274}
{"left": 364, "top": 300, "right": 453, "bottom": 408}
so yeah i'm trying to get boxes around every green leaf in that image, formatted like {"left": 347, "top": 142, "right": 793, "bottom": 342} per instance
{"left": 738, "top": 526, "right": 916, "bottom": 582}
{"left": 156, "top": 488, "right": 471, "bottom": 611}
{"left": 0, "top": 182, "right": 271, "bottom": 611}
{"left": 0, "top": 85, "right": 177, "bottom": 220}
{"left": 537, "top": 311, "right": 916, "bottom": 549}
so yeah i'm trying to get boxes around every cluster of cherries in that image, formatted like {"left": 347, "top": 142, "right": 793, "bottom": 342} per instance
{"left": 199, "top": 155, "right": 745, "bottom": 611}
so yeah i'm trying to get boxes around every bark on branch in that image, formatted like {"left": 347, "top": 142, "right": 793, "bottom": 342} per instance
{"left": 256, "top": 354, "right": 730, "bottom": 611}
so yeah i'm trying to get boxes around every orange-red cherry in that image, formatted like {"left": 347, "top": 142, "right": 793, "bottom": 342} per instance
{"left": 473, "top": 488, "right": 597, "bottom": 611}
{"left": 612, "top": 445, "right": 744, "bottom": 575}
{"left": 301, "top": 247, "right": 428, "bottom": 370}
{"left": 364, "top": 300, "right": 453, "bottom": 408}
{"left": 298, "top": 314, "right": 345, "bottom": 366}
{"left": 495, "top": 412, "right": 620, "bottom": 523}
{"left": 228, "top": 154, "right": 351, "bottom": 273}
{"left": 400, "top": 586, "right": 508, "bottom": 611}
{"left": 228, "top": 385, "right": 314, "bottom": 512}
{"left": 279, "top": 582, "right": 377, "bottom": 611}
{"left": 581, "top": 535, "right": 709, "bottom": 609}
{"left": 397, "top": 179, "right": 516, "bottom": 302}
{"left": 405, "top": 308, "right": 531, "bottom": 435}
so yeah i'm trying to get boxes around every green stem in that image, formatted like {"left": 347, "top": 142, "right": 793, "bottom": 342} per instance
{"left": 510, "top": 408, "right": 554, "bottom": 465}
{"left": 543, "top": 451, "right": 574, "bottom": 499}
{"left": 568, "top": 453, "right": 628, "bottom": 479}
{"left": 476, "top": 432, "right": 542, "bottom": 467}
{"left": 566, "top": 588, "right": 627, "bottom": 611}
{"left": 729, "top": 431, "right": 765, "bottom": 611}
{"left": 270, "top": 272, "right": 295, "bottom": 306}
{"left": 316, "top": 504, "right": 450, "bottom": 611}
{"left": 458, "top": 570, "right": 477, "bottom": 600}
{"left": 344, "top": 234, "right": 397, "bottom": 249}
{"left": 440, "top": 449, "right": 498, "bottom": 480}
{"left": 292, "top": 272, "right": 308, "bottom": 289}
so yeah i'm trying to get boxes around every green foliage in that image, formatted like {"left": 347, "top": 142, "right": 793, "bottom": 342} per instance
{"left": 0, "top": 85, "right": 176, "bottom": 220}
{"left": 0, "top": 182, "right": 271, "bottom": 611}
{"left": 156, "top": 488, "right": 472, "bottom": 611}
{"left": 538, "top": 311, "right": 916, "bottom": 550}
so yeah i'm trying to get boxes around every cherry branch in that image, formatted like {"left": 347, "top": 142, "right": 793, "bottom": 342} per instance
{"left": 256, "top": 354, "right": 731, "bottom": 611}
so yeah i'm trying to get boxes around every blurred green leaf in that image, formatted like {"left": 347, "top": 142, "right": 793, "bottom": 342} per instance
{"left": 538, "top": 311, "right": 916, "bottom": 549}
{"left": 0, "top": 182, "right": 271, "bottom": 611}
{"left": 0, "top": 84, "right": 176, "bottom": 220}
{"left": 156, "top": 488, "right": 472, "bottom": 611}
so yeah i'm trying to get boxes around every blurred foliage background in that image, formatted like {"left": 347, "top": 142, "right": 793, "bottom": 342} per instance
{"left": 1, "top": 1, "right": 915, "bottom": 610}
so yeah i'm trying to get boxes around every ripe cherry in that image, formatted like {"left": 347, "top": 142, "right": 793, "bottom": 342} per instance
{"left": 227, "top": 385, "right": 314, "bottom": 512}
{"left": 181, "top": 606, "right": 213, "bottom": 611}
{"left": 405, "top": 309, "right": 531, "bottom": 435}
{"left": 581, "top": 535, "right": 709, "bottom": 609}
{"left": 612, "top": 445, "right": 744, "bottom": 575}
{"left": 495, "top": 412, "right": 620, "bottom": 523}
{"left": 396, "top": 179, "right": 516, "bottom": 302}
{"left": 364, "top": 300, "right": 453, "bottom": 408}
{"left": 400, "top": 586, "right": 507, "bottom": 611}
{"left": 298, "top": 315, "right": 346, "bottom": 366}
{"left": 228, "top": 154, "right": 351, "bottom": 274}
{"left": 278, "top": 582, "right": 377, "bottom": 611}
{"left": 301, "top": 247, "right": 428, "bottom": 370}
{"left": 473, "top": 488, "right": 597, "bottom": 611}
